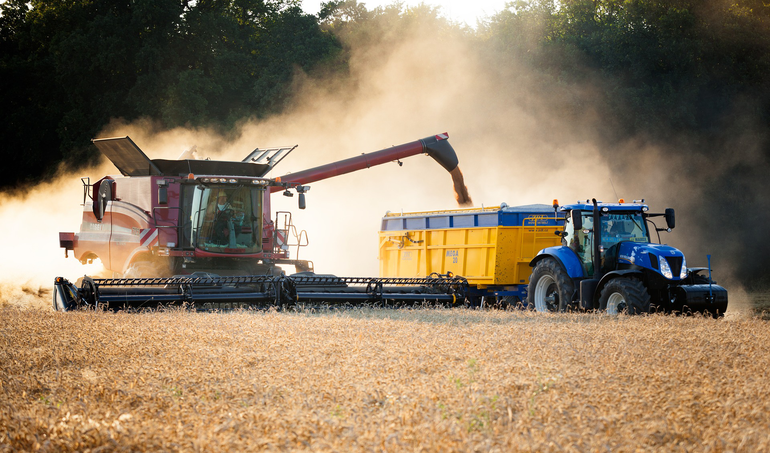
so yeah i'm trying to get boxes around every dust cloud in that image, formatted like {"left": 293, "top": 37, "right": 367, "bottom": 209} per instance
{"left": 0, "top": 168, "right": 110, "bottom": 308}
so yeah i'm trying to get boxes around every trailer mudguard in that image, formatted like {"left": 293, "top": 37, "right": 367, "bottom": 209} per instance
{"left": 530, "top": 246, "right": 584, "bottom": 279}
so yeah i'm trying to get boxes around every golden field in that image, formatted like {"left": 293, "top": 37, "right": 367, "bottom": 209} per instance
{"left": 1, "top": 303, "right": 769, "bottom": 452}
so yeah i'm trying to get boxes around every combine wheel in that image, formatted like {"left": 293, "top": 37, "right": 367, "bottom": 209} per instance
{"left": 599, "top": 278, "right": 650, "bottom": 315}
{"left": 527, "top": 258, "right": 574, "bottom": 312}
{"left": 123, "top": 260, "right": 169, "bottom": 278}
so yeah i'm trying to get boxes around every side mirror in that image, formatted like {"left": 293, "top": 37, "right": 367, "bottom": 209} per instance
{"left": 298, "top": 193, "right": 306, "bottom": 210}
{"left": 571, "top": 210, "right": 582, "bottom": 230}
{"left": 665, "top": 208, "right": 675, "bottom": 229}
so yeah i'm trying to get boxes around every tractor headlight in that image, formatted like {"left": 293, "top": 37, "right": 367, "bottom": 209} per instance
{"left": 680, "top": 256, "right": 688, "bottom": 279}
{"left": 659, "top": 256, "right": 673, "bottom": 279}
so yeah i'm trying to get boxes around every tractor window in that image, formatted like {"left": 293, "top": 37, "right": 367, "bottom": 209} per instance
{"left": 190, "top": 185, "right": 262, "bottom": 253}
{"left": 600, "top": 212, "right": 649, "bottom": 250}
{"left": 564, "top": 212, "right": 595, "bottom": 276}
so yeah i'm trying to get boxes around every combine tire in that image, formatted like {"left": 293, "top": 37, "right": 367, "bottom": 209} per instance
{"left": 527, "top": 258, "right": 574, "bottom": 312}
{"left": 123, "top": 260, "right": 169, "bottom": 278}
{"left": 599, "top": 278, "right": 650, "bottom": 315}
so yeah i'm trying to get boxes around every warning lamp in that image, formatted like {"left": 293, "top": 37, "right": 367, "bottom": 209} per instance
{"left": 187, "top": 173, "right": 195, "bottom": 180}
{"left": 618, "top": 198, "right": 625, "bottom": 203}
{"left": 552, "top": 199, "right": 559, "bottom": 208}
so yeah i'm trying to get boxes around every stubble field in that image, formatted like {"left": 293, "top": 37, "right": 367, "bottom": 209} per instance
{"left": 1, "top": 304, "right": 769, "bottom": 452}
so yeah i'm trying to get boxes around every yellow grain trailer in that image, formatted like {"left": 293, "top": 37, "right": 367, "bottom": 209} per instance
{"left": 379, "top": 203, "right": 564, "bottom": 303}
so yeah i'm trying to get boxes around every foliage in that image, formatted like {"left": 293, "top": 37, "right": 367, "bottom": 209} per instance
{"left": 0, "top": 0, "right": 340, "bottom": 185}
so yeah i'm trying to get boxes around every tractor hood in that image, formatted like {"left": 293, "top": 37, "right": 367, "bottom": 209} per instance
{"left": 616, "top": 242, "right": 686, "bottom": 280}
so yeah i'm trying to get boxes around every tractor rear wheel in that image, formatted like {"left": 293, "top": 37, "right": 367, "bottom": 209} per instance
{"left": 527, "top": 258, "right": 574, "bottom": 312}
{"left": 599, "top": 278, "right": 651, "bottom": 315}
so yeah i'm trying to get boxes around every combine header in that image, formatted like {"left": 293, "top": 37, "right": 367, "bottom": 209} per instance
{"left": 53, "top": 274, "right": 468, "bottom": 311}
{"left": 55, "top": 133, "right": 466, "bottom": 310}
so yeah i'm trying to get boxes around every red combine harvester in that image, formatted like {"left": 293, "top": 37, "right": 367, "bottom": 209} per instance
{"left": 54, "top": 134, "right": 468, "bottom": 311}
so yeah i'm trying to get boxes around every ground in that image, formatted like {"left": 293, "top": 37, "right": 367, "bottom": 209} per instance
{"left": 1, "top": 305, "right": 769, "bottom": 452}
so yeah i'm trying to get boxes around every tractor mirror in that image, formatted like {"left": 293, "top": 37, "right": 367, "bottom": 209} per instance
{"left": 665, "top": 208, "right": 675, "bottom": 229}
{"left": 571, "top": 210, "right": 582, "bottom": 230}
{"left": 298, "top": 193, "right": 306, "bottom": 210}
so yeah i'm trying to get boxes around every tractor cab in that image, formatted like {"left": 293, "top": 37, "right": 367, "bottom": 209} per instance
{"left": 562, "top": 205, "right": 652, "bottom": 277}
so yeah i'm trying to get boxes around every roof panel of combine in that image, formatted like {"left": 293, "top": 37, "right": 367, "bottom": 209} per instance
{"left": 92, "top": 136, "right": 270, "bottom": 177}
{"left": 92, "top": 136, "right": 162, "bottom": 176}
{"left": 152, "top": 159, "right": 269, "bottom": 177}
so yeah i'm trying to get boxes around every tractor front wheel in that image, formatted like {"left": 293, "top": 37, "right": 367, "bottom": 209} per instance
{"left": 599, "top": 278, "right": 651, "bottom": 315}
{"left": 527, "top": 258, "right": 574, "bottom": 312}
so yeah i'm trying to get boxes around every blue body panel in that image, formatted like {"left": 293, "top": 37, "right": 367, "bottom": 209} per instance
{"left": 533, "top": 246, "right": 585, "bottom": 279}
{"left": 381, "top": 203, "right": 563, "bottom": 231}
{"left": 616, "top": 242, "right": 685, "bottom": 280}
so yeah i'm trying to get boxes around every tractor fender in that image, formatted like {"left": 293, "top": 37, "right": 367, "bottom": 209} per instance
{"left": 529, "top": 246, "right": 584, "bottom": 280}
{"left": 594, "top": 270, "right": 644, "bottom": 304}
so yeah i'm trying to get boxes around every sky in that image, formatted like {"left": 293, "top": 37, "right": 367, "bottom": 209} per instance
{"left": 301, "top": 0, "right": 510, "bottom": 27}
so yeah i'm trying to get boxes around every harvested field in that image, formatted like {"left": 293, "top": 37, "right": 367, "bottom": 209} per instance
{"left": 1, "top": 305, "right": 769, "bottom": 452}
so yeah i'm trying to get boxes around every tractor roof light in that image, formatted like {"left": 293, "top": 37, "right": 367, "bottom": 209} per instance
{"left": 201, "top": 178, "right": 210, "bottom": 183}
{"left": 642, "top": 206, "right": 649, "bottom": 212}
{"left": 228, "top": 178, "right": 237, "bottom": 183}
{"left": 601, "top": 207, "right": 609, "bottom": 212}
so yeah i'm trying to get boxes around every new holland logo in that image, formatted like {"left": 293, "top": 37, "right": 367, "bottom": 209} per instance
{"left": 140, "top": 228, "right": 159, "bottom": 248}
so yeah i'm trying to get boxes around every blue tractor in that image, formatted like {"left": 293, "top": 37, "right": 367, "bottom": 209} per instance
{"left": 527, "top": 199, "right": 728, "bottom": 316}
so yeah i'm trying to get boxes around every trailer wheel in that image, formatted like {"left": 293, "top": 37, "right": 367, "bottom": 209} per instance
{"left": 599, "top": 278, "right": 650, "bottom": 315}
{"left": 527, "top": 258, "right": 574, "bottom": 312}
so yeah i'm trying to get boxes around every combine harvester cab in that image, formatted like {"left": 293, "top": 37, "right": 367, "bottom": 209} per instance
{"left": 55, "top": 133, "right": 468, "bottom": 310}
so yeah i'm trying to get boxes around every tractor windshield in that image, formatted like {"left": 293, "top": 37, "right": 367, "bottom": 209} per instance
{"left": 189, "top": 185, "right": 262, "bottom": 253}
{"left": 599, "top": 212, "right": 649, "bottom": 249}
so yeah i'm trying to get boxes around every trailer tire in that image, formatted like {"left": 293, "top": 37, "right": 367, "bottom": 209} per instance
{"left": 599, "top": 278, "right": 650, "bottom": 315}
{"left": 527, "top": 258, "right": 574, "bottom": 312}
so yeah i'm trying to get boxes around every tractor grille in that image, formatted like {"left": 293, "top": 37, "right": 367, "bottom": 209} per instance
{"left": 667, "top": 256, "right": 683, "bottom": 278}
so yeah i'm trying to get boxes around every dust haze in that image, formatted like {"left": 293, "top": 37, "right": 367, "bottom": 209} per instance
{"left": 0, "top": 12, "right": 762, "bottom": 311}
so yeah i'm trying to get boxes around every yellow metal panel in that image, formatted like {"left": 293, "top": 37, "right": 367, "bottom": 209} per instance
{"left": 379, "top": 208, "right": 562, "bottom": 286}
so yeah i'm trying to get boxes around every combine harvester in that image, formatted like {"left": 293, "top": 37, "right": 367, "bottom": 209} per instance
{"left": 54, "top": 133, "right": 469, "bottom": 310}
{"left": 379, "top": 199, "right": 728, "bottom": 316}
